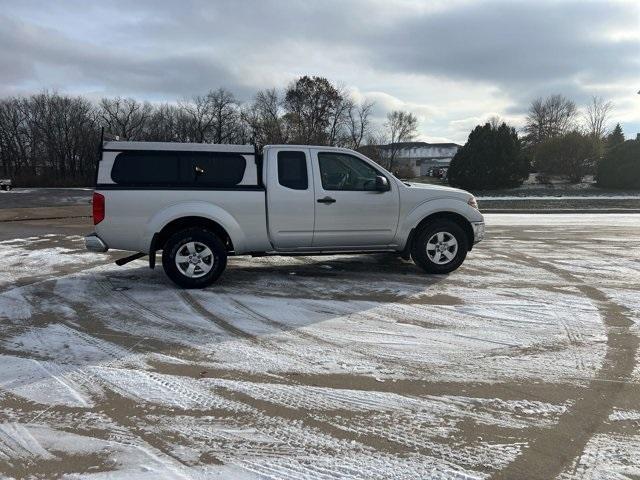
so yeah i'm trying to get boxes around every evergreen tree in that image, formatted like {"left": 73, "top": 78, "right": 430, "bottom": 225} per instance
{"left": 448, "top": 122, "right": 528, "bottom": 190}
{"left": 606, "top": 123, "right": 625, "bottom": 150}
{"left": 596, "top": 139, "right": 640, "bottom": 189}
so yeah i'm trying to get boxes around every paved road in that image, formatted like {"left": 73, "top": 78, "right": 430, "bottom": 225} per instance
{"left": 0, "top": 213, "right": 639, "bottom": 479}
{"left": 0, "top": 188, "right": 91, "bottom": 209}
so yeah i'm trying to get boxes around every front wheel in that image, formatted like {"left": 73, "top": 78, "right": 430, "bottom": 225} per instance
{"left": 411, "top": 220, "right": 468, "bottom": 274}
{"left": 162, "top": 228, "right": 227, "bottom": 288}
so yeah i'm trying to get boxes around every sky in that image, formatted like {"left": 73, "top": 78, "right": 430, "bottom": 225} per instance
{"left": 1, "top": 0, "right": 639, "bottom": 144}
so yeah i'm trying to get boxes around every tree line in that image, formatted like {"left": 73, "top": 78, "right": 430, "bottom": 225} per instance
{"left": 3, "top": 78, "right": 634, "bottom": 190}
{"left": 449, "top": 94, "right": 636, "bottom": 190}
{"left": 0, "top": 76, "right": 419, "bottom": 186}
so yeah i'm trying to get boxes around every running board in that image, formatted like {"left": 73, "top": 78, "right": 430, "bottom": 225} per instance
{"left": 115, "top": 252, "right": 146, "bottom": 266}
{"left": 250, "top": 249, "right": 399, "bottom": 257}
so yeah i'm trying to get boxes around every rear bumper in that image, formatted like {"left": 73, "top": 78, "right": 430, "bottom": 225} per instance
{"left": 472, "top": 221, "right": 485, "bottom": 243}
{"left": 85, "top": 233, "right": 109, "bottom": 252}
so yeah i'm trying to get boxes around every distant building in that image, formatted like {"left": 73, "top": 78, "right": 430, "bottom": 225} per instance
{"left": 379, "top": 142, "right": 461, "bottom": 177}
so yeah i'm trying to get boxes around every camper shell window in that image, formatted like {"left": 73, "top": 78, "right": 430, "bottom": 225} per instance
{"left": 110, "top": 151, "right": 247, "bottom": 187}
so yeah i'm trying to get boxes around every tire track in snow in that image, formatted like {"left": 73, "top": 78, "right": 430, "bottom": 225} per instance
{"left": 29, "top": 359, "right": 92, "bottom": 408}
{"left": 494, "top": 251, "right": 640, "bottom": 480}
{"left": 73, "top": 276, "right": 228, "bottom": 352}
{"left": 225, "top": 296, "right": 398, "bottom": 369}
{"left": 229, "top": 297, "right": 342, "bottom": 348}
{"left": 0, "top": 423, "right": 55, "bottom": 462}
{"left": 50, "top": 322, "right": 131, "bottom": 364}
{"left": 97, "top": 277, "right": 181, "bottom": 327}
{"left": 149, "top": 362, "right": 585, "bottom": 403}
{"left": 214, "top": 384, "right": 498, "bottom": 476}
{"left": 91, "top": 390, "right": 216, "bottom": 478}
{"left": 227, "top": 296, "right": 440, "bottom": 373}
{"left": 90, "top": 366, "right": 243, "bottom": 412}
{"left": 175, "top": 292, "right": 343, "bottom": 371}
{"left": 178, "top": 291, "right": 255, "bottom": 340}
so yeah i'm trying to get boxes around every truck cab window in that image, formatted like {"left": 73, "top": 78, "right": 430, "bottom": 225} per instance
{"left": 318, "top": 152, "right": 380, "bottom": 191}
{"left": 278, "top": 151, "right": 308, "bottom": 190}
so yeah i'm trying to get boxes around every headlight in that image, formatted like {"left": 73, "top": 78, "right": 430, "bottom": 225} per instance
{"left": 467, "top": 196, "right": 479, "bottom": 210}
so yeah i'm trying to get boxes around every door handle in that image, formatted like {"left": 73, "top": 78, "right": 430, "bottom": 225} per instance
{"left": 317, "top": 196, "right": 336, "bottom": 204}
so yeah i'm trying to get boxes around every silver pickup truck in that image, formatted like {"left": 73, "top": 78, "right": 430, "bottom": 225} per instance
{"left": 86, "top": 142, "right": 484, "bottom": 288}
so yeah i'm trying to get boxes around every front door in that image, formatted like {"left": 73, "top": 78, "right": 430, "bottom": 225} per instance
{"left": 310, "top": 149, "right": 400, "bottom": 248}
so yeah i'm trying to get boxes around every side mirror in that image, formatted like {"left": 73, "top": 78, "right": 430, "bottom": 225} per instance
{"left": 375, "top": 175, "right": 390, "bottom": 192}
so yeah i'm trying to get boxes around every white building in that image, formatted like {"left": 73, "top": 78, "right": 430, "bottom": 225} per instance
{"left": 380, "top": 142, "right": 461, "bottom": 177}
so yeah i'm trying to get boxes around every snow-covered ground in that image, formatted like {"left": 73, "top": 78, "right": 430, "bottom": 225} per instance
{"left": 0, "top": 214, "right": 639, "bottom": 479}
{"left": 477, "top": 195, "right": 640, "bottom": 200}
{"left": 488, "top": 213, "right": 640, "bottom": 226}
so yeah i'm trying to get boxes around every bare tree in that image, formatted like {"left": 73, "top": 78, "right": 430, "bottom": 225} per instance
{"left": 584, "top": 96, "right": 613, "bottom": 140}
{"left": 208, "top": 88, "right": 240, "bottom": 144}
{"left": 383, "top": 110, "right": 418, "bottom": 170}
{"left": 357, "top": 130, "right": 388, "bottom": 166}
{"left": 488, "top": 115, "right": 504, "bottom": 129}
{"left": 0, "top": 98, "right": 32, "bottom": 176}
{"left": 283, "top": 76, "right": 343, "bottom": 145}
{"left": 0, "top": 92, "right": 98, "bottom": 184}
{"left": 242, "top": 88, "right": 289, "bottom": 146}
{"left": 29, "top": 92, "right": 98, "bottom": 179}
{"left": 346, "top": 100, "right": 375, "bottom": 149}
{"left": 144, "top": 103, "right": 179, "bottom": 142}
{"left": 524, "top": 94, "right": 577, "bottom": 145}
{"left": 99, "top": 97, "right": 151, "bottom": 140}
{"left": 178, "top": 94, "right": 216, "bottom": 143}
{"left": 326, "top": 85, "right": 353, "bottom": 146}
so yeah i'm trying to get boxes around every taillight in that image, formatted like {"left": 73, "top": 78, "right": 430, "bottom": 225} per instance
{"left": 92, "top": 192, "right": 105, "bottom": 225}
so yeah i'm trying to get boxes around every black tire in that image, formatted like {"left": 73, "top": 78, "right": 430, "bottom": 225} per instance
{"left": 411, "top": 220, "right": 468, "bottom": 274}
{"left": 161, "top": 227, "right": 227, "bottom": 289}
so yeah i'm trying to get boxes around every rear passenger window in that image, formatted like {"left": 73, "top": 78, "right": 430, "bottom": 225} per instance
{"left": 278, "top": 151, "right": 308, "bottom": 190}
{"left": 111, "top": 151, "right": 246, "bottom": 187}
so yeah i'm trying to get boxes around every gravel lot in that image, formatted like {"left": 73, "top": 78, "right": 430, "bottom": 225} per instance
{"left": 0, "top": 210, "right": 639, "bottom": 479}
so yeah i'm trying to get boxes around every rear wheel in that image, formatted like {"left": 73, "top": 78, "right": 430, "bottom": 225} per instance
{"left": 411, "top": 220, "right": 468, "bottom": 274}
{"left": 162, "top": 228, "right": 227, "bottom": 288}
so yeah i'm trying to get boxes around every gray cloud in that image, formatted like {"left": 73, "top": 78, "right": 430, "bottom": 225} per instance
{"left": 366, "top": 1, "right": 639, "bottom": 99}
{"left": 0, "top": 13, "right": 255, "bottom": 100}
{"left": 0, "top": 0, "right": 638, "bottom": 141}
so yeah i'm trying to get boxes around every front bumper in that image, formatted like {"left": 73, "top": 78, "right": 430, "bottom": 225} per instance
{"left": 85, "top": 233, "right": 109, "bottom": 252}
{"left": 472, "top": 221, "right": 485, "bottom": 243}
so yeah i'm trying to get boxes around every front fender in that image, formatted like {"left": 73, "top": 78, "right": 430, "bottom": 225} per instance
{"left": 144, "top": 201, "right": 246, "bottom": 253}
{"left": 396, "top": 197, "right": 483, "bottom": 249}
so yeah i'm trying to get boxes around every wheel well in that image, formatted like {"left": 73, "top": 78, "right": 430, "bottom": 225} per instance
{"left": 155, "top": 216, "right": 234, "bottom": 253}
{"left": 413, "top": 211, "right": 474, "bottom": 250}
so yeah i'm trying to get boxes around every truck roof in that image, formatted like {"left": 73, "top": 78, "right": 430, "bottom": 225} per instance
{"left": 263, "top": 145, "right": 355, "bottom": 151}
{"left": 103, "top": 141, "right": 255, "bottom": 154}
{"left": 103, "top": 142, "right": 358, "bottom": 154}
